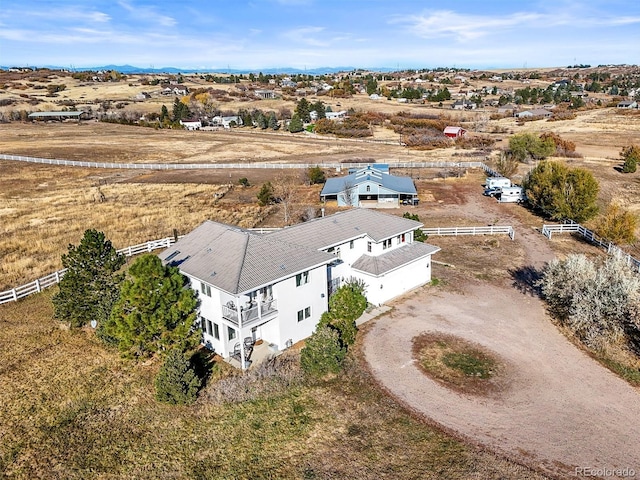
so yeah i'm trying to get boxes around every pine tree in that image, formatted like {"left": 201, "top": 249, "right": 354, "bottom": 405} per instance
{"left": 294, "top": 98, "right": 311, "bottom": 123}
{"left": 268, "top": 112, "right": 279, "bottom": 130}
{"left": 53, "top": 229, "right": 125, "bottom": 328}
{"left": 154, "top": 348, "right": 201, "bottom": 405}
{"left": 257, "top": 182, "right": 274, "bottom": 206}
{"left": 288, "top": 114, "right": 304, "bottom": 133}
{"left": 103, "top": 255, "right": 199, "bottom": 359}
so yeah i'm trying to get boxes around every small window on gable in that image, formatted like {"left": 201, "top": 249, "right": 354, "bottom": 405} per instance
{"left": 367, "top": 241, "right": 372, "bottom": 253}
{"left": 366, "top": 185, "right": 371, "bottom": 192}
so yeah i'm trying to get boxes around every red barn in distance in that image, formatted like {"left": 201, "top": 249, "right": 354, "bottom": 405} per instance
{"left": 444, "top": 126, "right": 467, "bottom": 138}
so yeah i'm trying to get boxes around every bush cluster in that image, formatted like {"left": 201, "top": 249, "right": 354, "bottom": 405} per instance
{"left": 540, "top": 254, "right": 640, "bottom": 351}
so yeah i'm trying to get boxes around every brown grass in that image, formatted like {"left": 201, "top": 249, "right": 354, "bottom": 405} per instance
{"left": 0, "top": 290, "right": 547, "bottom": 479}
{"left": 413, "top": 333, "right": 507, "bottom": 396}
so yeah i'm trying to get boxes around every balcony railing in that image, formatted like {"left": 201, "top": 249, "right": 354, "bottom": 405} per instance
{"left": 221, "top": 299, "right": 278, "bottom": 327}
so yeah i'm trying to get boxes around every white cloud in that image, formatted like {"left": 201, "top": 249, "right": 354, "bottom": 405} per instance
{"left": 117, "top": 1, "right": 177, "bottom": 28}
{"left": 395, "top": 8, "right": 640, "bottom": 42}
{"left": 281, "top": 26, "right": 328, "bottom": 46}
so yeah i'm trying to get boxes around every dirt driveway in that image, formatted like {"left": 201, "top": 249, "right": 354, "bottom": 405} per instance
{"left": 364, "top": 191, "right": 640, "bottom": 478}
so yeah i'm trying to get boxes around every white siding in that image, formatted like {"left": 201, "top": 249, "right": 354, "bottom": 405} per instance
{"left": 272, "top": 264, "right": 328, "bottom": 349}
{"left": 352, "top": 254, "right": 433, "bottom": 305}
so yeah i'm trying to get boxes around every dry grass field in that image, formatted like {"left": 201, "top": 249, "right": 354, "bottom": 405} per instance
{"left": 0, "top": 289, "right": 548, "bottom": 480}
{"left": 2, "top": 70, "right": 640, "bottom": 477}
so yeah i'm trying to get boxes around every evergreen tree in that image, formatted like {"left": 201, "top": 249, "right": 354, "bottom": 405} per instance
{"left": 268, "top": 112, "right": 279, "bottom": 130}
{"left": 307, "top": 166, "right": 325, "bottom": 184}
{"left": 160, "top": 105, "right": 169, "bottom": 122}
{"left": 103, "top": 255, "right": 199, "bottom": 359}
{"left": 257, "top": 182, "right": 275, "bottom": 206}
{"left": 172, "top": 98, "right": 190, "bottom": 121}
{"left": 365, "top": 78, "right": 378, "bottom": 95}
{"left": 154, "top": 348, "right": 202, "bottom": 405}
{"left": 256, "top": 112, "right": 268, "bottom": 129}
{"left": 294, "top": 98, "right": 311, "bottom": 123}
{"left": 621, "top": 145, "right": 639, "bottom": 173}
{"left": 288, "top": 114, "right": 304, "bottom": 133}
{"left": 300, "top": 326, "right": 346, "bottom": 377}
{"left": 53, "top": 229, "right": 125, "bottom": 328}
{"left": 311, "top": 101, "right": 326, "bottom": 119}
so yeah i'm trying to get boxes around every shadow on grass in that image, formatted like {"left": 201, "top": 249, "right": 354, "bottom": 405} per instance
{"left": 509, "top": 265, "right": 543, "bottom": 297}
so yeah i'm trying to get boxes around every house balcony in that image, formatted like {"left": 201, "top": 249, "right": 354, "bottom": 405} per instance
{"left": 221, "top": 299, "right": 278, "bottom": 327}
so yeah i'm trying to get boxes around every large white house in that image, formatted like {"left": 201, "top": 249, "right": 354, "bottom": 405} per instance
{"left": 158, "top": 209, "right": 439, "bottom": 368}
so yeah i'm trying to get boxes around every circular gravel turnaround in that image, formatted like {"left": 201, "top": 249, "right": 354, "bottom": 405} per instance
{"left": 364, "top": 282, "right": 640, "bottom": 478}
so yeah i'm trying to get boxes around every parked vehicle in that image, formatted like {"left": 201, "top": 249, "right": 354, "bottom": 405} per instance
{"left": 485, "top": 177, "right": 512, "bottom": 190}
{"left": 497, "top": 186, "right": 526, "bottom": 203}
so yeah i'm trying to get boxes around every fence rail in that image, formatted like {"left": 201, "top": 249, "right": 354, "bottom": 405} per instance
{"left": 1, "top": 153, "right": 494, "bottom": 172}
{"left": 422, "top": 225, "right": 515, "bottom": 240}
{"left": 542, "top": 223, "right": 640, "bottom": 272}
{"left": 0, "top": 237, "right": 177, "bottom": 306}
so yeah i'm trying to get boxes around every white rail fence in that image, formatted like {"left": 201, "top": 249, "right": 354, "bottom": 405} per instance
{"left": 542, "top": 223, "right": 640, "bottom": 272}
{"left": 1, "top": 153, "right": 496, "bottom": 173}
{"left": 0, "top": 237, "right": 177, "bottom": 306}
{"left": 422, "top": 225, "right": 515, "bottom": 240}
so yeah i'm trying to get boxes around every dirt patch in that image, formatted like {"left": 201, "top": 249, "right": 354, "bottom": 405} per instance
{"left": 413, "top": 332, "right": 507, "bottom": 397}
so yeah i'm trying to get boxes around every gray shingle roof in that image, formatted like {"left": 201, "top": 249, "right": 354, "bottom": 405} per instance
{"left": 267, "top": 208, "right": 423, "bottom": 250}
{"left": 351, "top": 242, "right": 440, "bottom": 276}
{"left": 158, "top": 221, "right": 334, "bottom": 294}
{"left": 320, "top": 167, "right": 417, "bottom": 197}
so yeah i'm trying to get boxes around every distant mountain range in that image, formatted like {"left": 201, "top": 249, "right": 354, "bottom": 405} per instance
{"left": 0, "top": 64, "right": 399, "bottom": 75}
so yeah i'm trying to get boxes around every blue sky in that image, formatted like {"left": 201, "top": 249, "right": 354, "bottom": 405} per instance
{"left": 1, "top": 0, "right": 639, "bottom": 71}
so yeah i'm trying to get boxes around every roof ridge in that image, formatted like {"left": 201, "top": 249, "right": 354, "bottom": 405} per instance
{"left": 233, "top": 232, "right": 252, "bottom": 294}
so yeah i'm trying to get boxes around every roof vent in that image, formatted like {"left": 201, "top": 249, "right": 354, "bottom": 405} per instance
{"left": 210, "top": 271, "right": 216, "bottom": 277}
{"left": 280, "top": 264, "right": 286, "bottom": 270}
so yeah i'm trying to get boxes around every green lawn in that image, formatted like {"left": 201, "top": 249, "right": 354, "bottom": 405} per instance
{"left": 0, "top": 290, "right": 546, "bottom": 479}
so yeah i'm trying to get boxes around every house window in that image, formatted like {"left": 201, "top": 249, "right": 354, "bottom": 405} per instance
{"left": 227, "top": 326, "right": 236, "bottom": 341}
{"left": 383, "top": 239, "right": 392, "bottom": 250}
{"left": 200, "top": 282, "right": 211, "bottom": 297}
{"left": 367, "top": 241, "right": 372, "bottom": 253}
{"left": 296, "top": 271, "right": 310, "bottom": 287}
{"left": 350, "top": 240, "right": 354, "bottom": 249}
{"left": 336, "top": 247, "right": 341, "bottom": 259}
{"left": 213, "top": 322, "right": 220, "bottom": 340}
{"left": 401, "top": 233, "right": 405, "bottom": 243}
{"left": 297, "top": 307, "right": 312, "bottom": 322}
{"left": 366, "top": 185, "right": 371, "bottom": 192}
{"left": 397, "top": 235, "right": 401, "bottom": 245}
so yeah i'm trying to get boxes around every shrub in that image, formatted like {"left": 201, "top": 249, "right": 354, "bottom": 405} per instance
{"left": 403, "top": 212, "right": 428, "bottom": 242}
{"left": 508, "top": 132, "right": 555, "bottom": 162}
{"left": 621, "top": 145, "right": 640, "bottom": 173}
{"left": 238, "top": 177, "right": 250, "bottom": 187}
{"left": 300, "top": 326, "right": 346, "bottom": 377}
{"left": 592, "top": 203, "right": 638, "bottom": 244}
{"left": 203, "top": 351, "right": 303, "bottom": 404}
{"left": 155, "top": 348, "right": 202, "bottom": 405}
{"left": 307, "top": 166, "right": 325, "bottom": 184}
{"left": 523, "top": 160, "right": 599, "bottom": 222}
{"left": 493, "top": 151, "right": 520, "bottom": 178}
{"left": 540, "top": 132, "right": 578, "bottom": 157}
{"left": 539, "top": 253, "right": 640, "bottom": 350}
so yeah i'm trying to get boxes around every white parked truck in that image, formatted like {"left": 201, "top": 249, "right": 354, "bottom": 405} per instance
{"left": 497, "top": 186, "right": 526, "bottom": 203}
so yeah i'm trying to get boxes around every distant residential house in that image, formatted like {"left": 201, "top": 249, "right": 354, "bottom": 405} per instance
{"left": 617, "top": 100, "right": 638, "bottom": 109}
{"left": 162, "top": 85, "right": 189, "bottom": 96}
{"left": 135, "top": 92, "right": 151, "bottom": 100}
{"left": 517, "top": 108, "right": 552, "bottom": 119}
{"left": 254, "top": 89, "right": 276, "bottom": 100}
{"left": 451, "top": 99, "right": 476, "bottom": 110}
{"left": 180, "top": 118, "right": 202, "bottom": 130}
{"left": 320, "top": 165, "right": 418, "bottom": 208}
{"left": 497, "top": 104, "right": 518, "bottom": 115}
{"left": 443, "top": 126, "right": 467, "bottom": 138}
{"left": 280, "top": 79, "right": 297, "bottom": 88}
{"left": 325, "top": 110, "right": 348, "bottom": 120}
{"left": 211, "top": 115, "right": 243, "bottom": 128}
{"left": 158, "top": 209, "right": 440, "bottom": 368}
{"left": 369, "top": 94, "right": 381, "bottom": 100}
